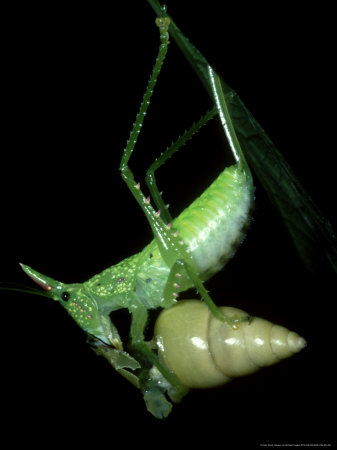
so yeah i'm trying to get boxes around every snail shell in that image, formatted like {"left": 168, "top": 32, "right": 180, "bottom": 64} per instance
{"left": 154, "top": 300, "right": 306, "bottom": 389}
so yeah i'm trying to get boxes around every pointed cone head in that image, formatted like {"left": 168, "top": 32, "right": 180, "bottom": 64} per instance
{"left": 20, "top": 263, "right": 62, "bottom": 293}
{"left": 19, "top": 263, "right": 123, "bottom": 349}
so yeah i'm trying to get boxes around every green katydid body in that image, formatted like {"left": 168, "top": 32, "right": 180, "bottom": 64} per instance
{"left": 21, "top": 157, "right": 253, "bottom": 420}
{"left": 20, "top": 9, "right": 255, "bottom": 418}
{"left": 86, "top": 161, "right": 253, "bottom": 309}
{"left": 21, "top": 161, "right": 253, "bottom": 348}
{"left": 11, "top": 0, "right": 328, "bottom": 420}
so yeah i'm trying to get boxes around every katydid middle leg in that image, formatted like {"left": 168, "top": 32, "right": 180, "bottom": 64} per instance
{"left": 145, "top": 106, "right": 218, "bottom": 225}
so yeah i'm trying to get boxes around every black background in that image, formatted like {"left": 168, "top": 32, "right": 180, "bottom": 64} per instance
{"left": 2, "top": 1, "right": 335, "bottom": 447}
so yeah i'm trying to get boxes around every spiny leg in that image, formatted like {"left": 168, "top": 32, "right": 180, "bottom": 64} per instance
{"left": 120, "top": 11, "right": 170, "bottom": 174}
{"left": 120, "top": 12, "right": 246, "bottom": 327}
{"left": 119, "top": 12, "right": 191, "bottom": 394}
{"left": 119, "top": 12, "right": 171, "bottom": 237}
{"left": 119, "top": 12, "right": 199, "bottom": 271}
{"left": 145, "top": 106, "right": 218, "bottom": 225}
{"left": 164, "top": 260, "right": 251, "bottom": 327}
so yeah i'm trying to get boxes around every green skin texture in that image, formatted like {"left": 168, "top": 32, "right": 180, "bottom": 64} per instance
{"left": 20, "top": 13, "right": 254, "bottom": 418}
{"left": 21, "top": 160, "right": 253, "bottom": 419}
{"left": 21, "top": 162, "right": 252, "bottom": 357}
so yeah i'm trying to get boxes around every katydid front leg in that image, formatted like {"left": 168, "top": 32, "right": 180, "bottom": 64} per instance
{"left": 129, "top": 301, "right": 188, "bottom": 401}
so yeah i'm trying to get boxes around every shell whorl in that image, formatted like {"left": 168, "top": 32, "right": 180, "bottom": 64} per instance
{"left": 154, "top": 300, "right": 306, "bottom": 389}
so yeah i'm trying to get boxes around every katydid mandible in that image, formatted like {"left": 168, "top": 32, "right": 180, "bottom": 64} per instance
{"left": 20, "top": 10, "right": 255, "bottom": 417}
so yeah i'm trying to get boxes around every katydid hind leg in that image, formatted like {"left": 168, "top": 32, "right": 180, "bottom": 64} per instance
{"left": 164, "top": 259, "right": 250, "bottom": 325}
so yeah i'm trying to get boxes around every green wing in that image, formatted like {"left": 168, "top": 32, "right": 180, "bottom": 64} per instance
{"left": 147, "top": 0, "right": 337, "bottom": 276}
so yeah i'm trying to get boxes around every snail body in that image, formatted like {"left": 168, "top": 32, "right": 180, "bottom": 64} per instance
{"left": 154, "top": 300, "right": 306, "bottom": 389}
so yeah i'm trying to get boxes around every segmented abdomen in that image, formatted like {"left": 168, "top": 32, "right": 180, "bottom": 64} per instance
{"left": 173, "top": 163, "right": 254, "bottom": 280}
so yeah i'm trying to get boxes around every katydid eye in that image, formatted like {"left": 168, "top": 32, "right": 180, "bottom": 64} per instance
{"left": 61, "top": 292, "right": 71, "bottom": 301}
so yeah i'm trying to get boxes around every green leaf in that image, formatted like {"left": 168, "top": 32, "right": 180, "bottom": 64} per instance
{"left": 91, "top": 339, "right": 141, "bottom": 388}
{"left": 143, "top": 388, "right": 172, "bottom": 419}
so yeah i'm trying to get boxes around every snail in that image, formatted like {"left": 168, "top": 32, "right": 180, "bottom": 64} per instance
{"left": 153, "top": 300, "right": 306, "bottom": 389}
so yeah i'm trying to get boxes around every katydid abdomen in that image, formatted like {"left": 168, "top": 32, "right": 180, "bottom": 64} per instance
{"left": 87, "top": 161, "right": 254, "bottom": 309}
{"left": 84, "top": 161, "right": 253, "bottom": 311}
{"left": 172, "top": 162, "right": 254, "bottom": 280}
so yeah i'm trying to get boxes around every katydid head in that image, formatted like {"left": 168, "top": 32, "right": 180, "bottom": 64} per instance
{"left": 20, "top": 263, "right": 123, "bottom": 349}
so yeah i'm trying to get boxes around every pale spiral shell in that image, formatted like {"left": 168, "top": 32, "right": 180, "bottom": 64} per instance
{"left": 154, "top": 300, "right": 306, "bottom": 389}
